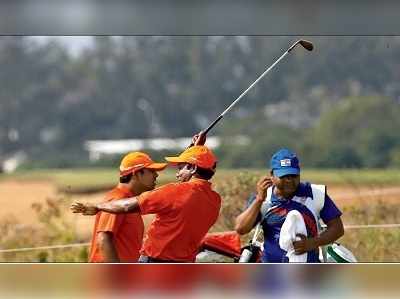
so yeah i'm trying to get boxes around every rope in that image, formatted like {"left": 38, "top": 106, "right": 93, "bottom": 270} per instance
{"left": 344, "top": 223, "right": 400, "bottom": 229}
{"left": 1, "top": 223, "right": 400, "bottom": 254}
{"left": 0, "top": 242, "right": 89, "bottom": 253}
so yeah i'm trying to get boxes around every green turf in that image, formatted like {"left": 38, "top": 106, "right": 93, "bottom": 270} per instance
{"left": 1, "top": 168, "right": 399, "bottom": 193}
{"left": 213, "top": 168, "right": 400, "bottom": 186}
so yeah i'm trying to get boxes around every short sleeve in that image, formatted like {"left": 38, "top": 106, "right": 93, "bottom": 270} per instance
{"left": 246, "top": 193, "right": 257, "bottom": 207}
{"left": 96, "top": 212, "right": 124, "bottom": 234}
{"left": 319, "top": 194, "right": 342, "bottom": 223}
{"left": 138, "top": 183, "right": 176, "bottom": 215}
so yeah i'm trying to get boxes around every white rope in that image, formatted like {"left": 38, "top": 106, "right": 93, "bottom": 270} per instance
{"left": 1, "top": 223, "right": 400, "bottom": 254}
{"left": 0, "top": 242, "right": 90, "bottom": 253}
{"left": 344, "top": 223, "right": 400, "bottom": 229}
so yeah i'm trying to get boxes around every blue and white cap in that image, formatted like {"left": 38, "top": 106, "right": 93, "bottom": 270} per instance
{"left": 270, "top": 148, "right": 300, "bottom": 178}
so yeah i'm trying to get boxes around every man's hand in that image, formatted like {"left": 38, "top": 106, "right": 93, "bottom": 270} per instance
{"left": 293, "top": 234, "right": 318, "bottom": 255}
{"left": 188, "top": 131, "right": 207, "bottom": 147}
{"left": 256, "top": 176, "right": 273, "bottom": 201}
{"left": 70, "top": 201, "right": 98, "bottom": 216}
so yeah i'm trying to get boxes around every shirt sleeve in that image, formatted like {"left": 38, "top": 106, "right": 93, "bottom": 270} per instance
{"left": 138, "top": 183, "right": 176, "bottom": 215}
{"left": 96, "top": 212, "right": 124, "bottom": 234}
{"left": 319, "top": 193, "right": 342, "bottom": 223}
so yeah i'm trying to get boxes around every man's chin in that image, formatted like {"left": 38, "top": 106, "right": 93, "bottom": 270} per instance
{"left": 283, "top": 187, "right": 297, "bottom": 195}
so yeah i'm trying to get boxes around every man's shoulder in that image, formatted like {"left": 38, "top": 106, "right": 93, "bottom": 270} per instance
{"left": 105, "top": 187, "right": 128, "bottom": 201}
{"left": 296, "top": 182, "right": 316, "bottom": 197}
{"left": 151, "top": 182, "right": 184, "bottom": 193}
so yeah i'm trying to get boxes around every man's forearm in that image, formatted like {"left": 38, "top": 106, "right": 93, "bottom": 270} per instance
{"left": 97, "top": 197, "right": 140, "bottom": 214}
{"left": 293, "top": 218, "right": 344, "bottom": 255}
{"left": 314, "top": 217, "right": 345, "bottom": 247}
{"left": 235, "top": 196, "right": 264, "bottom": 234}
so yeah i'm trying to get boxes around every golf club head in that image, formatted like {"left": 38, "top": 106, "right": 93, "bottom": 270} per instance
{"left": 288, "top": 39, "right": 314, "bottom": 52}
{"left": 299, "top": 40, "right": 314, "bottom": 51}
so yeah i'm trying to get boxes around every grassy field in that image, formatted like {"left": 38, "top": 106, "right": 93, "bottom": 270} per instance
{"left": 2, "top": 167, "right": 400, "bottom": 193}
{"left": 0, "top": 168, "right": 399, "bottom": 262}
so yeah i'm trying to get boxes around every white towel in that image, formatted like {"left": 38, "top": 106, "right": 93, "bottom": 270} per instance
{"left": 279, "top": 210, "right": 308, "bottom": 262}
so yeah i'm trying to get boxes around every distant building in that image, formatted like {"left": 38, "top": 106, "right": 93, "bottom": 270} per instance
{"left": 84, "top": 136, "right": 221, "bottom": 162}
{"left": 1, "top": 151, "right": 27, "bottom": 173}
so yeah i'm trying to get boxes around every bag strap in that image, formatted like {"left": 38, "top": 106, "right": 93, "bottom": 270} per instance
{"left": 260, "top": 186, "right": 273, "bottom": 221}
{"left": 311, "top": 183, "right": 327, "bottom": 262}
{"left": 251, "top": 186, "right": 274, "bottom": 245}
{"left": 310, "top": 184, "right": 326, "bottom": 218}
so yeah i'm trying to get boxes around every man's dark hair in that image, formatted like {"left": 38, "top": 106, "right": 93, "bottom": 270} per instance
{"left": 119, "top": 169, "right": 144, "bottom": 183}
{"left": 195, "top": 164, "right": 216, "bottom": 180}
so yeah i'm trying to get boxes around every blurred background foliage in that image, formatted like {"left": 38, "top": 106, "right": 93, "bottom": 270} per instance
{"left": 0, "top": 36, "right": 399, "bottom": 169}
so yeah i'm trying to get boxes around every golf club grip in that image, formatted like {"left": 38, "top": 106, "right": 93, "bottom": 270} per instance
{"left": 204, "top": 115, "right": 223, "bottom": 135}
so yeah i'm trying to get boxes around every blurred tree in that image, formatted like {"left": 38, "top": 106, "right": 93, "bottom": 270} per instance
{"left": 1, "top": 36, "right": 400, "bottom": 169}
{"left": 302, "top": 96, "right": 400, "bottom": 168}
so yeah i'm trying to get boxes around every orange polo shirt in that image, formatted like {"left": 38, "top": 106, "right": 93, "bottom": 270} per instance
{"left": 138, "top": 178, "right": 221, "bottom": 262}
{"left": 89, "top": 186, "right": 144, "bottom": 262}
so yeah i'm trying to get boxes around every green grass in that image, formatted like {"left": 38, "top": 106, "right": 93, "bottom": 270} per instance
{"left": 1, "top": 167, "right": 400, "bottom": 262}
{"left": 213, "top": 168, "right": 400, "bottom": 187}
{"left": 0, "top": 168, "right": 177, "bottom": 193}
{"left": 1, "top": 168, "right": 400, "bottom": 193}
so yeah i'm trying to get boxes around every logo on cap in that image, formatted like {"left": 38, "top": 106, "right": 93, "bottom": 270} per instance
{"left": 280, "top": 159, "right": 292, "bottom": 167}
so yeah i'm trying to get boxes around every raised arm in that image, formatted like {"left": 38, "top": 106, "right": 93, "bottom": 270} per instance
{"left": 70, "top": 197, "right": 140, "bottom": 215}
{"left": 235, "top": 176, "right": 272, "bottom": 234}
{"left": 235, "top": 197, "right": 264, "bottom": 235}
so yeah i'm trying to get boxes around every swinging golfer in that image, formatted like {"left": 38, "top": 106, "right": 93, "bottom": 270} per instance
{"left": 71, "top": 144, "right": 221, "bottom": 263}
{"left": 235, "top": 148, "right": 344, "bottom": 263}
{"left": 87, "top": 152, "right": 167, "bottom": 262}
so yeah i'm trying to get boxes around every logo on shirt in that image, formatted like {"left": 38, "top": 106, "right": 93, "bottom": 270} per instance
{"left": 280, "top": 159, "right": 291, "bottom": 167}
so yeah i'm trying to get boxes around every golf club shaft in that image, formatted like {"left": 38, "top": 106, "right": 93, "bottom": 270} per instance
{"left": 203, "top": 40, "right": 309, "bottom": 135}
{"left": 203, "top": 50, "right": 290, "bottom": 134}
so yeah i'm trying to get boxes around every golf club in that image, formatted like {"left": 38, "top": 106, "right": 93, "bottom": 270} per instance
{"left": 202, "top": 39, "right": 313, "bottom": 135}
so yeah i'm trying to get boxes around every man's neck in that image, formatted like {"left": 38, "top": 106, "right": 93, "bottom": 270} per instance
{"left": 273, "top": 187, "right": 295, "bottom": 200}
{"left": 117, "top": 182, "right": 141, "bottom": 196}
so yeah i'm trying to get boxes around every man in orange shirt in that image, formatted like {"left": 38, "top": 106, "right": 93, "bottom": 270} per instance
{"left": 72, "top": 145, "right": 221, "bottom": 263}
{"left": 88, "top": 152, "right": 167, "bottom": 262}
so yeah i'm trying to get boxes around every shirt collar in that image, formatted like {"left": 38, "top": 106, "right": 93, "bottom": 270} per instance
{"left": 190, "top": 177, "right": 212, "bottom": 185}
{"left": 271, "top": 183, "right": 306, "bottom": 203}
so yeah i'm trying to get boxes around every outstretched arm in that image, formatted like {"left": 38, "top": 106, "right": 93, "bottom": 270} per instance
{"left": 70, "top": 197, "right": 140, "bottom": 215}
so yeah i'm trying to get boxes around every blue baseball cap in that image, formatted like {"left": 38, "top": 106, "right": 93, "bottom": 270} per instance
{"left": 270, "top": 148, "right": 300, "bottom": 178}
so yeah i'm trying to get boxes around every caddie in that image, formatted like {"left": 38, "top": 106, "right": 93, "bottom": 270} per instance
{"left": 71, "top": 144, "right": 222, "bottom": 263}
{"left": 235, "top": 148, "right": 344, "bottom": 263}
{"left": 86, "top": 152, "right": 167, "bottom": 262}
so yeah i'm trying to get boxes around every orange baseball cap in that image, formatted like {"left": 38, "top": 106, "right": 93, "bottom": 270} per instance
{"left": 119, "top": 152, "right": 167, "bottom": 176}
{"left": 165, "top": 145, "right": 217, "bottom": 169}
